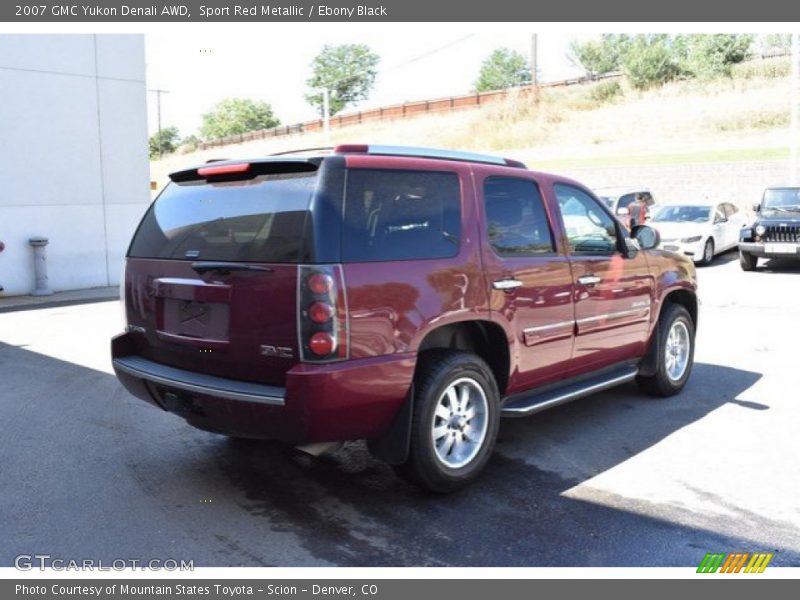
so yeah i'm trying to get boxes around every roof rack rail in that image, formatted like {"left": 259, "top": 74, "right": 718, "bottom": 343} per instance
{"left": 333, "top": 144, "right": 526, "bottom": 169}
{"left": 205, "top": 158, "right": 229, "bottom": 163}
{"left": 270, "top": 146, "right": 334, "bottom": 157}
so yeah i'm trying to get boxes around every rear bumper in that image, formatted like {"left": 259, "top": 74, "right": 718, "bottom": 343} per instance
{"left": 111, "top": 333, "right": 415, "bottom": 444}
{"left": 113, "top": 355, "right": 286, "bottom": 405}
{"left": 739, "top": 241, "right": 800, "bottom": 259}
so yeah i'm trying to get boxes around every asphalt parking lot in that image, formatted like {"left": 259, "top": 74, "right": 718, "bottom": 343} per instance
{"left": 2, "top": 250, "right": 799, "bottom": 567}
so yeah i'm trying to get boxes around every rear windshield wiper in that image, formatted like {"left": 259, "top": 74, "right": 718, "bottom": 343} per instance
{"left": 191, "top": 261, "right": 274, "bottom": 274}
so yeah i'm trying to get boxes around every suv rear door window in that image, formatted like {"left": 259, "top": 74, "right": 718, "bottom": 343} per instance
{"left": 128, "top": 171, "right": 316, "bottom": 263}
{"left": 483, "top": 177, "right": 554, "bottom": 256}
{"left": 342, "top": 169, "right": 461, "bottom": 262}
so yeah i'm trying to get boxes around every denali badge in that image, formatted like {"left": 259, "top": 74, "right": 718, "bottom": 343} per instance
{"left": 260, "top": 345, "right": 294, "bottom": 359}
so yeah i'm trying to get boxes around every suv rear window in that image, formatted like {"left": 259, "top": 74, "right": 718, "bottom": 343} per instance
{"left": 128, "top": 171, "right": 316, "bottom": 263}
{"left": 342, "top": 169, "right": 461, "bottom": 262}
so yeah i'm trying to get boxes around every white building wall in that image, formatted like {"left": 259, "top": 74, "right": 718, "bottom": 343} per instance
{"left": 0, "top": 34, "right": 150, "bottom": 296}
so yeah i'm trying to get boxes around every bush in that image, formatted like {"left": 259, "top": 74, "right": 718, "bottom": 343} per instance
{"left": 712, "top": 109, "right": 789, "bottom": 132}
{"left": 589, "top": 79, "right": 623, "bottom": 103}
{"left": 731, "top": 56, "right": 791, "bottom": 80}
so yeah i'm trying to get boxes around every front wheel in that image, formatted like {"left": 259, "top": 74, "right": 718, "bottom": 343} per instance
{"left": 740, "top": 250, "right": 758, "bottom": 271}
{"left": 698, "top": 238, "right": 715, "bottom": 266}
{"left": 394, "top": 350, "right": 500, "bottom": 493}
{"left": 637, "top": 303, "right": 695, "bottom": 397}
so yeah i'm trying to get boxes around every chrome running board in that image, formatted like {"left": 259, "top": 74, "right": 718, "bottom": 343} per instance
{"left": 501, "top": 365, "right": 638, "bottom": 417}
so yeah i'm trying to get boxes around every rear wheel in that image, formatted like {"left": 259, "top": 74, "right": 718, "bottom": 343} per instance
{"left": 637, "top": 303, "right": 695, "bottom": 397}
{"left": 394, "top": 350, "right": 500, "bottom": 493}
{"left": 740, "top": 250, "right": 758, "bottom": 271}
{"left": 698, "top": 238, "right": 715, "bottom": 266}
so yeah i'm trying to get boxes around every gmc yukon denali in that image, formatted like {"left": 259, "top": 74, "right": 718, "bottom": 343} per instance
{"left": 112, "top": 144, "right": 698, "bottom": 492}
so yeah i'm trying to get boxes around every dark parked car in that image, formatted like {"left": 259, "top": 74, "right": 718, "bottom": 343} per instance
{"left": 739, "top": 185, "right": 800, "bottom": 271}
{"left": 112, "top": 144, "right": 698, "bottom": 492}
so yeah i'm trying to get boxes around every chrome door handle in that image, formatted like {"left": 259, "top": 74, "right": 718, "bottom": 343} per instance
{"left": 493, "top": 279, "right": 523, "bottom": 291}
{"left": 577, "top": 275, "right": 602, "bottom": 286}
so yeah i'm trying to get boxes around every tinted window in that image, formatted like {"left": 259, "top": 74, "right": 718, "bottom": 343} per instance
{"left": 129, "top": 171, "right": 316, "bottom": 263}
{"left": 483, "top": 177, "right": 554, "bottom": 256}
{"left": 555, "top": 184, "right": 618, "bottom": 255}
{"left": 342, "top": 169, "right": 461, "bottom": 262}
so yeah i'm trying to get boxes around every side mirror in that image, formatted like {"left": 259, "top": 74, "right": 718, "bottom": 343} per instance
{"left": 752, "top": 203, "right": 761, "bottom": 213}
{"left": 631, "top": 225, "right": 660, "bottom": 250}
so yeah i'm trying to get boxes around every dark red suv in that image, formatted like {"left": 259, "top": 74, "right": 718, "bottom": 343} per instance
{"left": 112, "top": 144, "right": 698, "bottom": 492}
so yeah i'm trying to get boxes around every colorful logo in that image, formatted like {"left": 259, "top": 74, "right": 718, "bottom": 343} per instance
{"left": 697, "top": 552, "right": 773, "bottom": 573}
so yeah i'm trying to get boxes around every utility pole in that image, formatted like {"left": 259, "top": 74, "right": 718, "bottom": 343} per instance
{"left": 791, "top": 33, "right": 800, "bottom": 182}
{"left": 322, "top": 88, "right": 331, "bottom": 147}
{"left": 531, "top": 33, "right": 539, "bottom": 103}
{"left": 148, "top": 88, "right": 170, "bottom": 159}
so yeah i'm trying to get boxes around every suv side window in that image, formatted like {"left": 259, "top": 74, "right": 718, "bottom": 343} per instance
{"left": 342, "top": 169, "right": 461, "bottom": 262}
{"left": 483, "top": 177, "right": 554, "bottom": 256}
{"left": 554, "top": 184, "right": 619, "bottom": 256}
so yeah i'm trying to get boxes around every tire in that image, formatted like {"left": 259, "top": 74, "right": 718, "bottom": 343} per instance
{"left": 636, "top": 303, "right": 695, "bottom": 397}
{"left": 698, "top": 238, "right": 714, "bottom": 266}
{"left": 394, "top": 350, "right": 500, "bottom": 493}
{"left": 740, "top": 250, "right": 758, "bottom": 271}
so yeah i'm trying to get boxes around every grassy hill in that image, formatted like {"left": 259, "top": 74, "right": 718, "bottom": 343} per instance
{"left": 149, "top": 58, "right": 792, "bottom": 188}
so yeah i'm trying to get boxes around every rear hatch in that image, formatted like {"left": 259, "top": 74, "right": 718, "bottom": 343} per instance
{"left": 124, "top": 161, "right": 320, "bottom": 387}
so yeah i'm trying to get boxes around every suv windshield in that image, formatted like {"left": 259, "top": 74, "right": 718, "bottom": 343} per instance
{"left": 128, "top": 171, "right": 317, "bottom": 263}
{"left": 763, "top": 188, "right": 800, "bottom": 210}
{"left": 652, "top": 206, "right": 710, "bottom": 223}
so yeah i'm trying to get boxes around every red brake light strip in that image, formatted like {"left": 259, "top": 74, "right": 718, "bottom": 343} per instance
{"left": 197, "top": 163, "right": 251, "bottom": 177}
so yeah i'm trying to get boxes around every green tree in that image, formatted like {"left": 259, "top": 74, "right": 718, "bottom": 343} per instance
{"left": 148, "top": 126, "right": 180, "bottom": 159}
{"left": 305, "top": 44, "right": 380, "bottom": 116}
{"left": 569, "top": 35, "right": 629, "bottom": 78}
{"left": 675, "top": 34, "right": 754, "bottom": 78}
{"left": 199, "top": 98, "right": 280, "bottom": 140}
{"left": 621, "top": 35, "right": 681, "bottom": 89}
{"left": 474, "top": 48, "right": 531, "bottom": 92}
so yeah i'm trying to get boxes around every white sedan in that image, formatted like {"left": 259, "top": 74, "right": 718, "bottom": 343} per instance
{"left": 650, "top": 202, "right": 745, "bottom": 265}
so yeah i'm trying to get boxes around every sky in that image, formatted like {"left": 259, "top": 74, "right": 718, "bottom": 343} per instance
{"left": 144, "top": 26, "right": 587, "bottom": 137}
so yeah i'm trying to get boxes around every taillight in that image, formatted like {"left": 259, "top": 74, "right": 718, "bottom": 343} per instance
{"left": 308, "top": 301, "right": 334, "bottom": 324}
{"left": 298, "top": 265, "right": 348, "bottom": 362}
{"left": 309, "top": 332, "right": 335, "bottom": 356}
